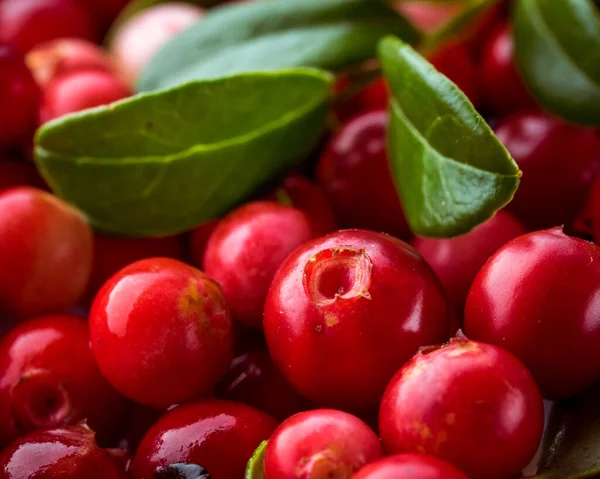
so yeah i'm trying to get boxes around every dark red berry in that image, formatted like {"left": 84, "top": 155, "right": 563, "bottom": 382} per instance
{"left": 264, "top": 229, "right": 448, "bottom": 411}
{"left": 465, "top": 228, "right": 600, "bottom": 399}
{"left": 264, "top": 409, "right": 383, "bottom": 479}
{"left": 216, "top": 349, "right": 313, "bottom": 421}
{"left": 203, "top": 201, "right": 314, "bottom": 330}
{"left": 379, "top": 339, "right": 544, "bottom": 479}
{"left": 576, "top": 174, "right": 600, "bottom": 242}
{"left": 353, "top": 453, "right": 469, "bottom": 479}
{"left": 0, "top": 45, "right": 41, "bottom": 148}
{"left": 0, "top": 0, "right": 97, "bottom": 54}
{"left": 428, "top": 42, "right": 479, "bottom": 106}
{"left": 413, "top": 210, "right": 526, "bottom": 312}
{"left": 84, "top": 233, "right": 184, "bottom": 304}
{"left": 0, "top": 187, "right": 93, "bottom": 319}
{"left": 0, "top": 424, "right": 127, "bottom": 479}
{"left": 0, "top": 315, "right": 128, "bottom": 447}
{"left": 132, "top": 400, "right": 277, "bottom": 479}
{"left": 121, "top": 405, "right": 163, "bottom": 455}
{"left": 72, "top": 0, "right": 131, "bottom": 24}
{"left": 334, "top": 76, "right": 389, "bottom": 121}
{"left": 90, "top": 258, "right": 233, "bottom": 408}
{"left": 39, "top": 69, "right": 131, "bottom": 123}
{"left": 189, "top": 220, "right": 220, "bottom": 268}
{"left": 479, "top": 22, "right": 537, "bottom": 116}
{"left": 317, "top": 110, "right": 411, "bottom": 239}
{"left": 0, "top": 156, "right": 45, "bottom": 192}
{"left": 496, "top": 112, "right": 600, "bottom": 230}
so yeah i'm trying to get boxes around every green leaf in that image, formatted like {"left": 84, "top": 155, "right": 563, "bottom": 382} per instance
{"left": 34, "top": 69, "right": 332, "bottom": 237}
{"left": 514, "top": 0, "right": 600, "bottom": 126}
{"left": 532, "top": 383, "right": 600, "bottom": 479}
{"left": 378, "top": 36, "right": 520, "bottom": 238}
{"left": 137, "top": 0, "right": 420, "bottom": 92}
{"left": 245, "top": 441, "right": 267, "bottom": 479}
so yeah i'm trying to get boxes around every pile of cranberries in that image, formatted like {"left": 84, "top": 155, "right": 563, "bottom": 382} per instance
{"left": 1, "top": 0, "right": 600, "bottom": 478}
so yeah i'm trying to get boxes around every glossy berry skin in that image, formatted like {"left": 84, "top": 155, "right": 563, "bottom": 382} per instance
{"left": 429, "top": 42, "right": 479, "bottom": 107}
{"left": 413, "top": 210, "right": 526, "bottom": 312}
{"left": 496, "top": 112, "right": 600, "bottom": 230}
{"left": 0, "top": 315, "right": 128, "bottom": 448}
{"left": 352, "top": 453, "right": 469, "bottom": 479}
{"left": 465, "top": 228, "right": 600, "bottom": 399}
{"left": 0, "top": 46, "right": 41, "bottom": 148}
{"left": 379, "top": 339, "right": 544, "bottom": 479}
{"left": 317, "top": 110, "right": 411, "bottom": 239}
{"left": 265, "top": 409, "right": 383, "bottom": 479}
{"left": 0, "top": 157, "right": 45, "bottom": 192}
{"left": 203, "top": 201, "right": 315, "bottom": 330}
{"left": 0, "top": 187, "right": 93, "bottom": 319}
{"left": 0, "top": 0, "right": 97, "bottom": 54}
{"left": 132, "top": 400, "right": 277, "bottom": 479}
{"left": 39, "top": 69, "right": 131, "bottom": 123}
{"left": 264, "top": 229, "right": 448, "bottom": 411}
{"left": 84, "top": 233, "right": 184, "bottom": 304}
{"left": 216, "top": 349, "right": 312, "bottom": 421}
{"left": 0, "top": 424, "right": 126, "bottom": 479}
{"left": 90, "top": 258, "right": 233, "bottom": 408}
{"left": 480, "top": 22, "right": 537, "bottom": 116}
{"left": 26, "top": 38, "right": 114, "bottom": 88}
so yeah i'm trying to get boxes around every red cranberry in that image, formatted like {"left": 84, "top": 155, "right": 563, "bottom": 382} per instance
{"left": 189, "top": 219, "right": 220, "bottom": 269}
{"left": 265, "top": 409, "right": 383, "bottom": 479}
{"left": 353, "top": 453, "right": 469, "bottom": 479}
{"left": 428, "top": 42, "right": 479, "bottom": 106}
{"left": 379, "top": 339, "right": 544, "bottom": 479}
{"left": 464, "top": 228, "right": 600, "bottom": 399}
{"left": 0, "top": 424, "right": 127, "bottom": 478}
{"left": 132, "top": 400, "right": 277, "bottom": 479}
{"left": 0, "top": 46, "right": 41, "bottom": 148}
{"left": 264, "top": 229, "right": 448, "bottom": 411}
{"left": 0, "top": 0, "right": 97, "bottom": 54}
{"left": 110, "top": 3, "right": 204, "bottom": 86}
{"left": 216, "top": 349, "right": 313, "bottom": 421}
{"left": 25, "top": 38, "right": 114, "bottom": 88}
{"left": 270, "top": 174, "right": 338, "bottom": 236}
{"left": 0, "top": 315, "right": 128, "bottom": 447}
{"left": 0, "top": 187, "right": 93, "bottom": 319}
{"left": 316, "top": 110, "right": 411, "bottom": 239}
{"left": 0, "top": 156, "right": 45, "bottom": 192}
{"left": 479, "top": 22, "right": 537, "bottom": 116}
{"left": 203, "top": 201, "right": 315, "bottom": 330}
{"left": 39, "top": 69, "right": 131, "bottom": 123}
{"left": 90, "top": 258, "right": 233, "bottom": 408}
{"left": 413, "top": 210, "right": 526, "bottom": 312}
{"left": 576, "top": 174, "right": 600, "bottom": 242}
{"left": 334, "top": 76, "right": 389, "bottom": 121}
{"left": 495, "top": 112, "right": 600, "bottom": 230}
{"left": 84, "top": 233, "right": 184, "bottom": 304}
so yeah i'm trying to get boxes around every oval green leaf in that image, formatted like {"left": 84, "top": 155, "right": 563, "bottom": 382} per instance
{"left": 245, "top": 440, "right": 267, "bottom": 479}
{"left": 34, "top": 69, "right": 332, "bottom": 237}
{"left": 378, "top": 36, "right": 520, "bottom": 238}
{"left": 138, "top": 0, "right": 420, "bottom": 92}
{"left": 514, "top": 0, "right": 600, "bottom": 126}
{"left": 533, "top": 383, "right": 600, "bottom": 479}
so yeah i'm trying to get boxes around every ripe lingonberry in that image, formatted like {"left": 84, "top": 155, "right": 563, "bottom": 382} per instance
{"left": 0, "top": 0, "right": 97, "bottom": 54}
{"left": 465, "top": 228, "right": 600, "bottom": 399}
{"left": 90, "top": 258, "right": 233, "bottom": 408}
{"left": 0, "top": 315, "right": 128, "bottom": 447}
{"left": 0, "top": 46, "right": 41, "bottom": 148}
{"left": 334, "top": 76, "right": 389, "bottom": 121}
{"left": 216, "top": 349, "right": 313, "bottom": 421}
{"left": 0, "top": 187, "right": 93, "bottom": 319}
{"left": 39, "top": 69, "right": 131, "bottom": 123}
{"left": 317, "top": 110, "right": 411, "bottom": 239}
{"left": 379, "top": 339, "right": 544, "bottom": 479}
{"left": 0, "top": 424, "right": 127, "bottom": 478}
{"left": 132, "top": 400, "right": 277, "bottom": 479}
{"left": 413, "top": 210, "right": 526, "bottom": 313}
{"left": 353, "top": 453, "right": 469, "bottom": 479}
{"left": 203, "top": 201, "right": 315, "bottom": 330}
{"left": 264, "top": 229, "right": 448, "bottom": 411}
{"left": 264, "top": 409, "right": 383, "bottom": 479}
{"left": 495, "top": 112, "right": 600, "bottom": 230}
